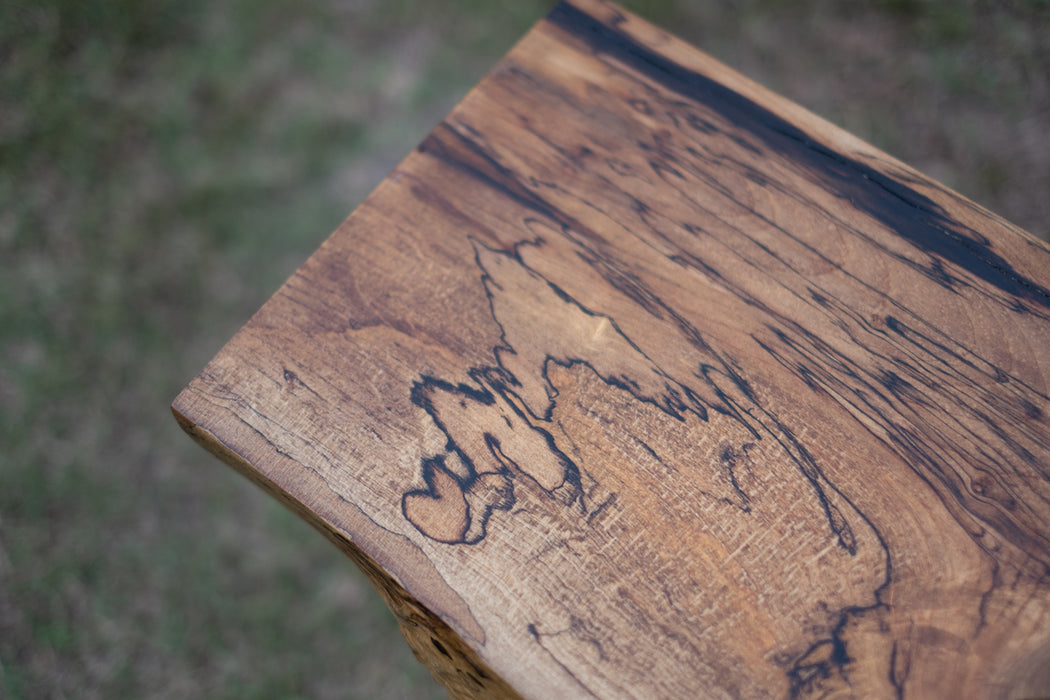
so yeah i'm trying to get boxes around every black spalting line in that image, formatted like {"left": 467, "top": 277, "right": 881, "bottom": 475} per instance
{"left": 546, "top": 2, "right": 1050, "bottom": 312}
{"left": 404, "top": 368, "right": 580, "bottom": 545}
{"left": 719, "top": 444, "right": 751, "bottom": 513}
{"left": 414, "top": 65, "right": 902, "bottom": 689}
{"left": 757, "top": 311, "right": 1050, "bottom": 569}
{"left": 418, "top": 124, "right": 607, "bottom": 249}
{"left": 402, "top": 8, "right": 1049, "bottom": 689}
{"left": 417, "top": 133, "right": 896, "bottom": 700}
{"left": 398, "top": 235, "right": 892, "bottom": 693}
{"left": 419, "top": 124, "right": 873, "bottom": 559}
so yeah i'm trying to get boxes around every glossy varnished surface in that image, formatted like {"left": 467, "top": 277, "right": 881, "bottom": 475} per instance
{"left": 173, "top": 1, "right": 1050, "bottom": 697}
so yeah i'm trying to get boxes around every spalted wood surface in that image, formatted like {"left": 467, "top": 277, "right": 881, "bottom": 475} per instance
{"left": 173, "top": 1, "right": 1050, "bottom": 697}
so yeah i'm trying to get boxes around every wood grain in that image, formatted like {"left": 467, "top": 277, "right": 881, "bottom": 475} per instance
{"left": 172, "top": 0, "right": 1050, "bottom": 696}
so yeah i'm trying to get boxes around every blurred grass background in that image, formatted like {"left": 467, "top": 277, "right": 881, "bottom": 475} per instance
{"left": 1, "top": 0, "right": 1047, "bottom": 697}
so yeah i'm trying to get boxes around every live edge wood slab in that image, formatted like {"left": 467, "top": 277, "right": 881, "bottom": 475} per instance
{"left": 172, "top": 1, "right": 1050, "bottom": 697}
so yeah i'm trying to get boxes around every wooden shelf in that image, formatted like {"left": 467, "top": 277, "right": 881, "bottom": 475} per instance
{"left": 173, "top": 1, "right": 1050, "bottom": 696}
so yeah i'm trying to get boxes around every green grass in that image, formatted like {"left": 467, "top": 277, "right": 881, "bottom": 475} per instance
{"left": 1, "top": 0, "right": 1047, "bottom": 697}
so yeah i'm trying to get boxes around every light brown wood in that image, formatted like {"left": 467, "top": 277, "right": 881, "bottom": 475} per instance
{"left": 173, "top": 1, "right": 1050, "bottom": 697}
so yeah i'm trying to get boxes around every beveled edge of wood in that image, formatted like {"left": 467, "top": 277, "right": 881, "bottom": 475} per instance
{"left": 171, "top": 399, "right": 523, "bottom": 700}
